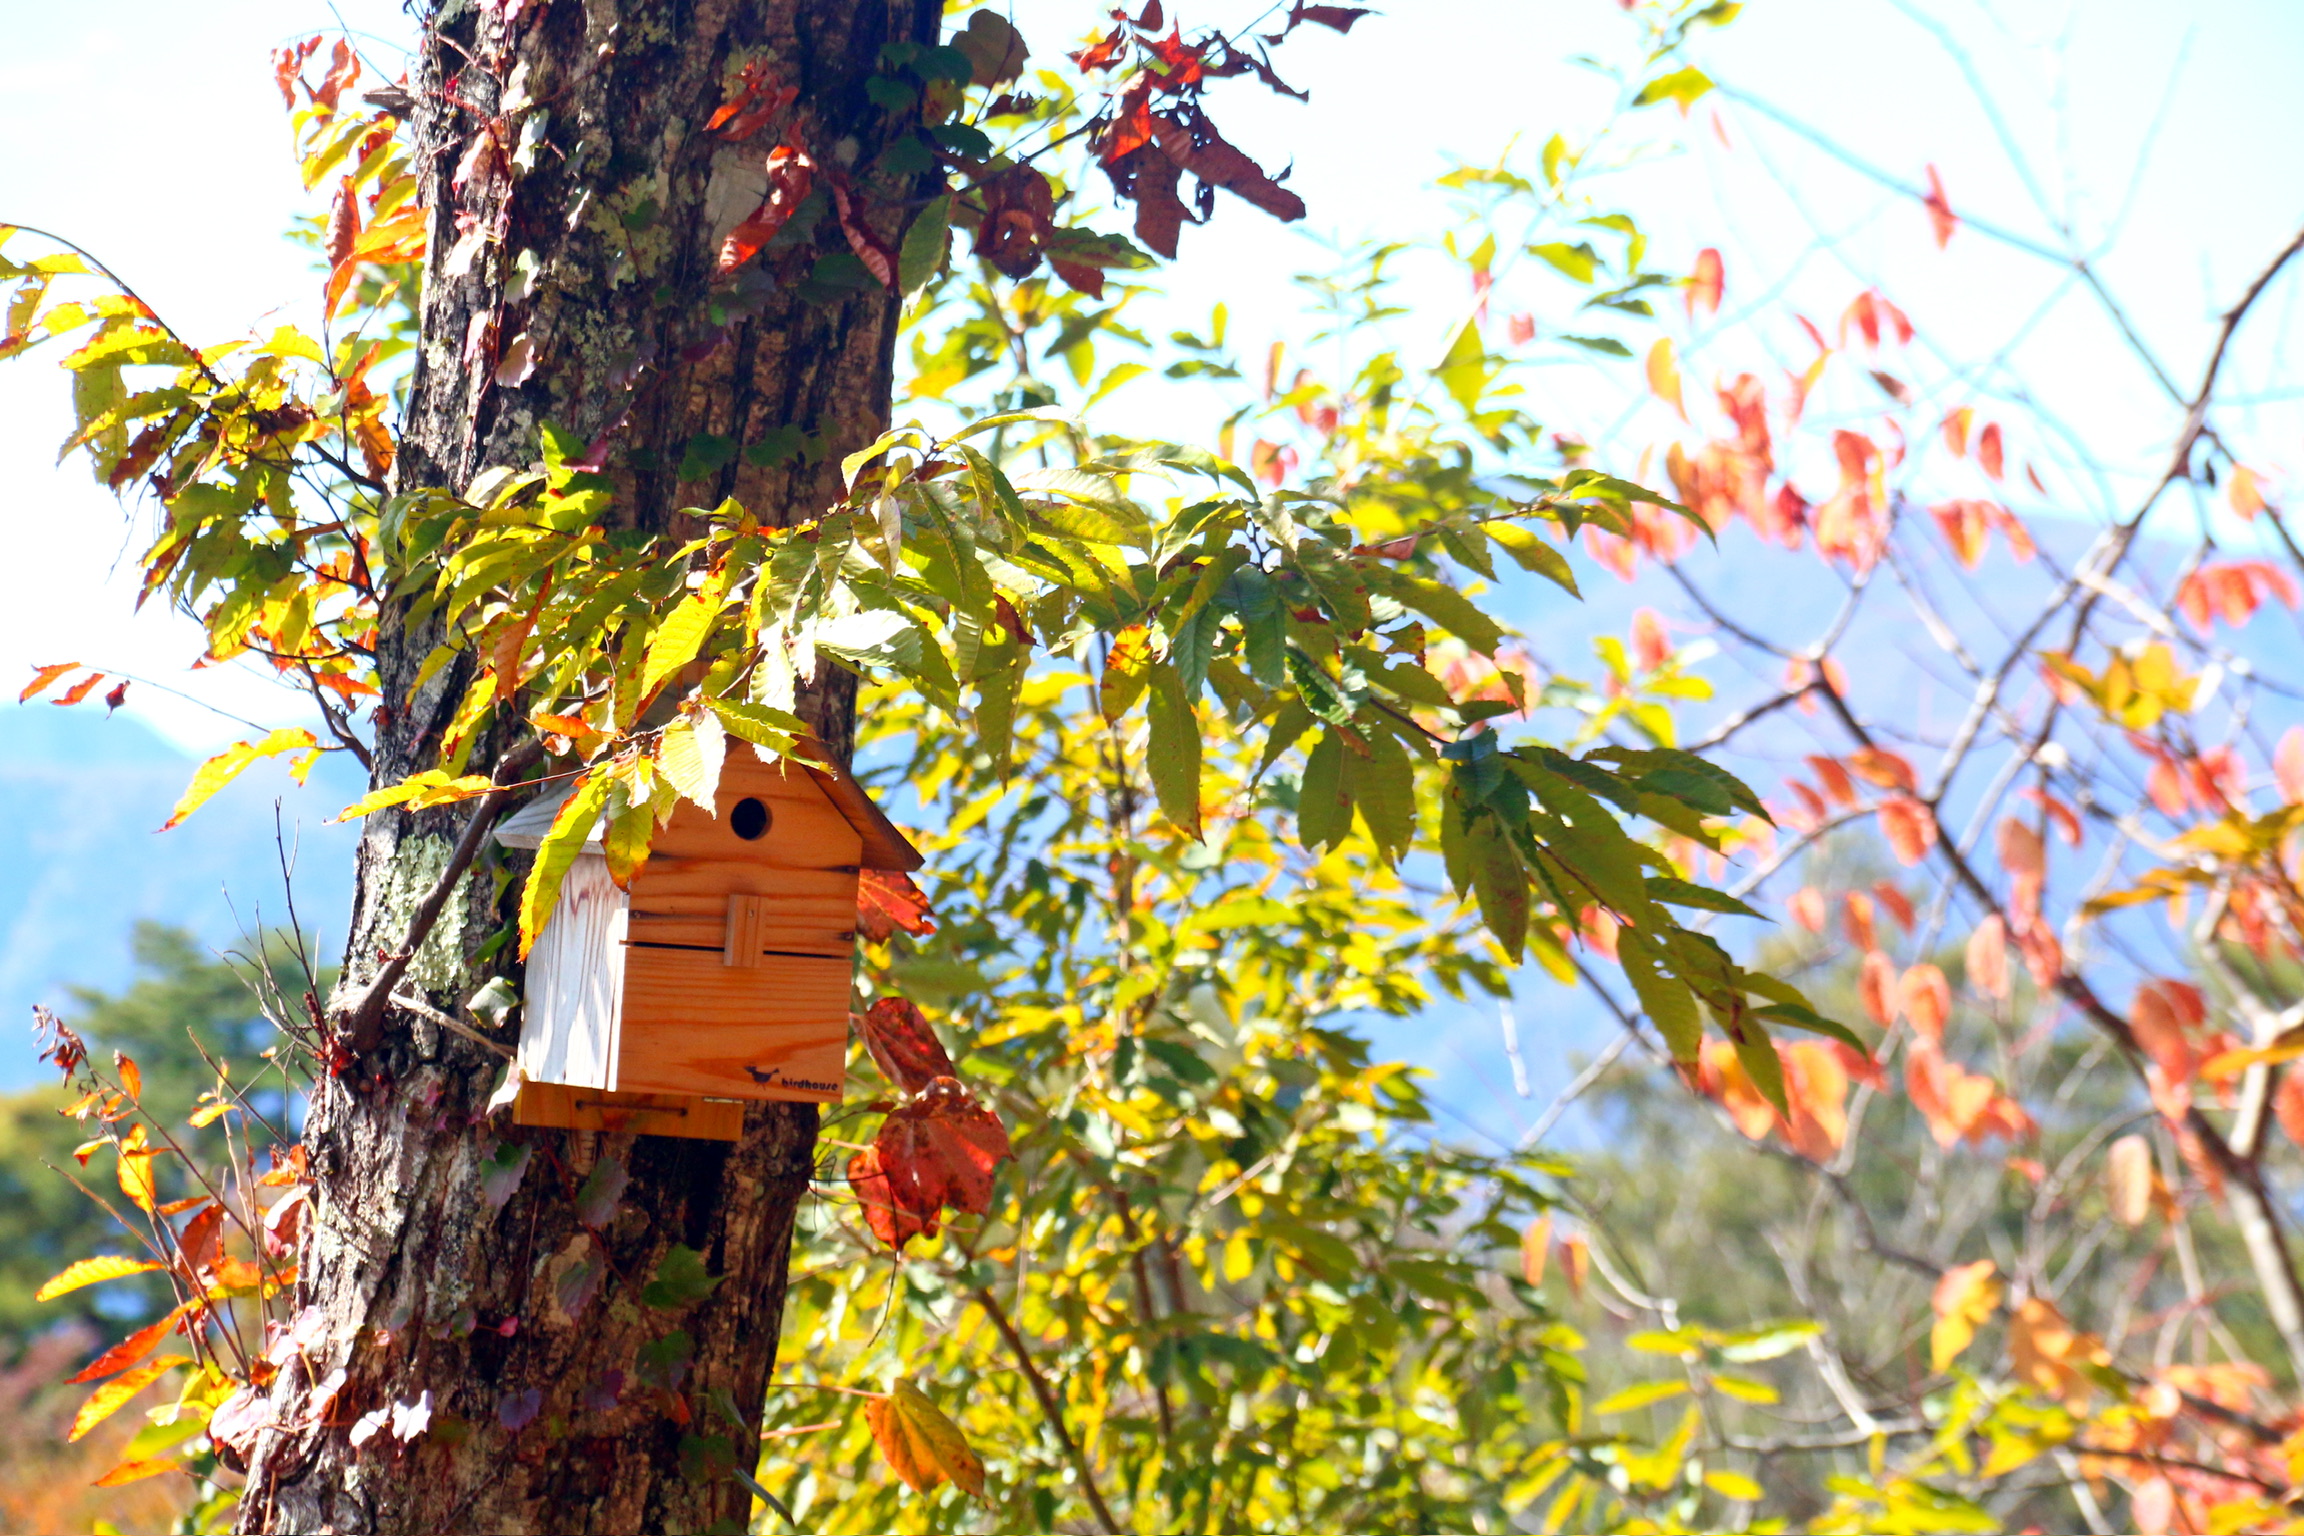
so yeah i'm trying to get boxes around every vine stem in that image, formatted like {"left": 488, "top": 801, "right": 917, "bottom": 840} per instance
{"left": 973, "top": 1285, "right": 1122, "bottom": 1536}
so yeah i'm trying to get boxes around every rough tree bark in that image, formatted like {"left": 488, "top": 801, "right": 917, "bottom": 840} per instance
{"left": 239, "top": 1, "right": 938, "bottom": 1529}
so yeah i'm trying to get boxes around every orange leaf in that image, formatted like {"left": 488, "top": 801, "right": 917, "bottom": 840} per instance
{"left": 56, "top": 671, "right": 106, "bottom": 707}
{"left": 865, "top": 1380, "right": 986, "bottom": 1499}
{"left": 94, "top": 1457, "right": 183, "bottom": 1487}
{"left": 1845, "top": 747, "right": 1917, "bottom": 794}
{"left": 2008, "top": 1296, "right": 2108, "bottom": 1410}
{"left": 1899, "top": 964, "right": 1951, "bottom": 1045}
{"left": 1877, "top": 796, "right": 1936, "bottom": 866}
{"left": 19, "top": 661, "right": 82, "bottom": 703}
{"left": 69, "top": 1356, "right": 189, "bottom": 1442}
{"left": 1521, "top": 1214, "right": 1552, "bottom": 1287}
{"left": 1805, "top": 755, "right": 1857, "bottom": 808}
{"left": 1787, "top": 886, "right": 1826, "bottom": 933}
{"left": 1941, "top": 407, "right": 1973, "bottom": 457}
{"left": 1858, "top": 950, "right": 1898, "bottom": 1027}
{"left": 115, "top": 1053, "right": 142, "bottom": 1101}
{"left": 66, "top": 1303, "right": 190, "bottom": 1384}
{"left": 1871, "top": 880, "right": 1914, "bottom": 931}
{"left": 1921, "top": 163, "right": 1958, "bottom": 249}
{"left": 1841, "top": 891, "right": 1877, "bottom": 953}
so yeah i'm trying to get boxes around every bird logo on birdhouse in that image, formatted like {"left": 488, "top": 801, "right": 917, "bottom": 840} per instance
{"left": 494, "top": 748, "right": 921, "bottom": 1141}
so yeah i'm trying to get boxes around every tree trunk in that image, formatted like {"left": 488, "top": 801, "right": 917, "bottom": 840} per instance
{"left": 239, "top": 1, "right": 936, "bottom": 1529}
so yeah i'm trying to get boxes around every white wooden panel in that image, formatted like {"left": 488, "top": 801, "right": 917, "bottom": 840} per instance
{"left": 518, "top": 851, "right": 628, "bottom": 1091}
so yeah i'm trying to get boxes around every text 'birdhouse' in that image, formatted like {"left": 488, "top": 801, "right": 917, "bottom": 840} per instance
{"left": 495, "top": 749, "right": 921, "bottom": 1141}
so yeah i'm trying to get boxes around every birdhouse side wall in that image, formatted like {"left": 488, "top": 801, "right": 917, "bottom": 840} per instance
{"left": 518, "top": 851, "right": 627, "bottom": 1092}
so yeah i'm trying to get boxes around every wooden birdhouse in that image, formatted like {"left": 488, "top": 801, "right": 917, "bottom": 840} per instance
{"left": 494, "top": 749, "right": 921, "bottom": 1141}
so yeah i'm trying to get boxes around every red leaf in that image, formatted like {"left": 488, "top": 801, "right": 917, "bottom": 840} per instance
{"left": 1977, "top": 422, "right": 2005, "bottom": 480}
{"left": 1125, "top": 150, "right": 1188, "bottom": 259}
{"left": 859, "top": 997, "right": 954, "bottom": 1094}
{"left": 271, "top": 39, "right": 321, "bottom": 109}
{"left": 325, "top": 178, "right": 360, "bottom": 270}
{"left": 717, "top": 147, "right": 814, "bottom": 274}
{"left": 1804, "top": 754, "right": 1857, "bottom": 808}
{"left": 1687, "top": 248, "right": 1724, "bottom": 319}
{"left": 103, "top": 681, "right": 131, "bottom": 715}
{"left": 1871, "top": 880, "right": 1915, "bottom": 931}
{"left": 1069, "top": 23, "right": 1128, "bottom": 71}
{"left": 1290, "top": 4, "right": 1373, "bottom": 32}
{"left": 1142, "top": 28, "right": 1206, "bottom": 91}
{"left": 1922, "top": 164, "right": 1958, "bottom": 249}
{"left": 313, "top": 39, "right": 358, "bottom": 112}
{"left": 855, "top": 1080, "right": 1013, "bottom": 1250}
{"left": 858, "top": 870, "right": 938, "bottom": 943}
{"left": 705, "top": 62, "right": 796, "bottom": 142}
{"left": 973, "top": 164, "right": 1057, "bottom": 277}
{"left": 992, "top": 594, "right": 1034, "bottom": 649}
{"left": 1152, "top": 116, "right": 1306, "bottom": 223}
{"left": 830, "top": 181, "right": 897, "bottom": 290}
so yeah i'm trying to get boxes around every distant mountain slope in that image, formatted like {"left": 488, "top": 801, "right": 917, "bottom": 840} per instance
{"left": 0, "top": 706, "right": 359, "bottom": 1086}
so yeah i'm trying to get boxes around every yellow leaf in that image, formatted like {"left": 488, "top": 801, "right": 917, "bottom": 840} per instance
{"left": 119, "top": 1148, "right": 159, "bottom": 1215}
{"left": 1929, "top": 1258, "right": 2001, "bottom": 1372}
{"left": 641, "top": 590, "right": 720, "bottom": 699}
{"left": 657, "top": 714, "right": 725, "bottom": 814}
{"left": 35, "top": 1254, "right": 166, "bottom": 1302}
{"left": 162, "top": 729, "right": 319, "bottom": 830}
{"left": 865, "top": 1379, "right": 986, "bottom": 1500}
{"left": 1704, "top": 1468, "right": 1763, "bottom": 1501}
{"left": 332, "top": 769, "right": 497, "bottom": 822}
{"left": 1592, "top": 1379, "right": 1689, "bottom": 1415}
{"left": 518, "top": 770, "right": 611, "bottom": 959}
{"left": 69, "top": 1357, "right": 190, "bottom": 1442}
{"left": 1645, "top": 337, "right": 1686, "bottom": 420}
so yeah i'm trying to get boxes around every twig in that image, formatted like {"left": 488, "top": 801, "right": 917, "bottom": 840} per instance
{"left": 972, "top": 1287, "right": 1122, "bottom": 1536}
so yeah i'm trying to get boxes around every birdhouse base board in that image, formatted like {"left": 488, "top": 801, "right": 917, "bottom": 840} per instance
{"left": 513, "top": 1082, "right": 744, "bottom": 1142}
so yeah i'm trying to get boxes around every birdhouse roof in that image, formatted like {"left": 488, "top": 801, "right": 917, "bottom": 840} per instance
{"left": 493, "top": 748, "right": 922, "bottom": 872}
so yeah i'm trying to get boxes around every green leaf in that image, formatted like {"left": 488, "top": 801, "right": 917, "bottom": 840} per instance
{"left": 899, "top": 193, "right": 951, "bottom": 296}
{"left": 1730, "top": 1016, "right": 1787, "bottom": 1116}
{"left": 1388, "top": 574, "right": 1504, "bottom": 655}
{"left": 1644, "top": 876, "right": 1762, "bottom": 919}
{"left": 1718, "top": 1320, "right": 1822, "bottom": 1364}
{"left": 1561, "top": 334, "right": 1633, "bottom": 357}
{"left": 642, "top": 1244, "right": 724, "bottom": 1310}
{"left": 677, "top": 433, "right": 736, "bottom": 482}
{"left": 1435, "top": 320, "right": 1490, "bottom": 414}
{"left": 519, "top": 771, "right": 610, "bottom": 958}
{"left": 1617, "top": 928, "right": 1700, "bottom": 1062}
{"left": 1466, "top": 813, "right": 1528, "bottom": 960}
{"left": 1297, "top": 730, "right": 1351, "bottom": 853}
{"left": 1146, "top": 663, "right": 1203, "bottom": 838}
{"left": 1350, "top": 725, "right": 1416, "bottom": 863}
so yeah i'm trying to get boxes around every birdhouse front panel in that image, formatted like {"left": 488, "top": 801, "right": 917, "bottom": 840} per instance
{"left": 610, "top": 753, "right": 864, "bottom": 1103}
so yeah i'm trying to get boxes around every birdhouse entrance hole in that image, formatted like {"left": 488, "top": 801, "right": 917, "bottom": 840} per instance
{"left": 731, "top": 796, "right": 771, "bottom": 840}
